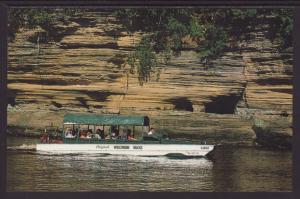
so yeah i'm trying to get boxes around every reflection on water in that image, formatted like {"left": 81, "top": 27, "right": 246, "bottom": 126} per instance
{"left": 7, "top": 137, "right": 292, "bottom": 192}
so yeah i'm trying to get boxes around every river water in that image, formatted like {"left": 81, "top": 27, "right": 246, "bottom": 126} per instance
{"left": 6, "top": 136, "right": 292, "bottom": 192}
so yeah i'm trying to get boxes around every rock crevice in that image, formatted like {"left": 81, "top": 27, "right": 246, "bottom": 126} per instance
{"left": 7, "top": 10, "right": 292, "bottom": 145}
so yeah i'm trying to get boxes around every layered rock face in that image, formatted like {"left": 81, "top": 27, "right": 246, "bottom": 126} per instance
{"left": 7, "top": 10, "right": 293, "bottom": 144}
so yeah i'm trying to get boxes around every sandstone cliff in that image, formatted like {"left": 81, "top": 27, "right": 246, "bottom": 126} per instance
{"left": 7, "top": 10, "right": 293, "bottom": 145}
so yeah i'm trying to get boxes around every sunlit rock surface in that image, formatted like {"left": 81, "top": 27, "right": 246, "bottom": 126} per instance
{"left": 7, "top": 10, "right": 292, "bottom": 145}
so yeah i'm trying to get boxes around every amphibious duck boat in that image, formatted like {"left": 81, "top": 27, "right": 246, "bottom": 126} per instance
{"left": 36, "top": 113, "right": 214, "bottom": 157}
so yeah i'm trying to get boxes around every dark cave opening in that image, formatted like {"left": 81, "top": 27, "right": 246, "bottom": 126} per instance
{"left": 255, "top": 77, "right": 292, "bottom": 85}
{"left": 7, "top": 89, "right": 20, "bottom": 107}
{"left": 51, "top": 101, "right": 62, "bottom": 108}
{"left": 204, "top": 94, "right": 242, "bottom": 114}
{"left": 76, "top": 97, "right": 89, "bottom": 109}
{"left": 165, "top": 97, "right": 194, "bottom": 112}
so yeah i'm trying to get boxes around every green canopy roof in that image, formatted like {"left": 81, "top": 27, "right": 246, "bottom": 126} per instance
{"left": 63, "top": 113, "right": 149, "bottom": 126}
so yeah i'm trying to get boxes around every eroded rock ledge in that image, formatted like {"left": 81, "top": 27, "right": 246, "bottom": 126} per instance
{"left": 7, "top": 10, "right": 293, "bottom": 147}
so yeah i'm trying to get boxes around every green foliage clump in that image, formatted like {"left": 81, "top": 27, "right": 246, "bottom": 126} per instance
{"left": 8, "top": 8, "right": 79, "bottom": 42}
{"left": 199, "top": 26, "right": 228, "bottom": 66}
{"left": 189, "top": 19, "right": 205, "bottom": 39}
{"left": 127, "top": 37, "right": 157, "bottom": 85}
{"left": 116, "top": 8, "right": 293, "bottom": 85}
{"left": 269, "top": 9, "right": 294, "bottom": 50}
{"left": 167, "top": 17, "right": 189, "bottom": 53}
{"left": 8, "top": 8, "right": 293, "bottom": 85}
{"left": 116, "top": 8, "right": 192, "bottom": 56}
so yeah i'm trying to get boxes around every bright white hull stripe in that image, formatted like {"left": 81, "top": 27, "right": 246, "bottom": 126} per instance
{"left": 36, "top": 144, "right": 214, "bottom": 156}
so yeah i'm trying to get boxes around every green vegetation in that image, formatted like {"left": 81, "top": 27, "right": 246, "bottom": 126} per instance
{"left": 8, "top": 8, "right": 79, "bottom": 42}
{"left": 127, "top": 37, "right": 158, "bottom": 85}
{"left": 116, "top": 8, "right": 293, "bottom": 84}
{"left": 8, "top": 8, "right": 293, "bottom": 85}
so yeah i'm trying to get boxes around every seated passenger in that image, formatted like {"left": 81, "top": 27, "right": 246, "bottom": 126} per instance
{"left": 96, "top": 129, "right": 101, "bottom": 135}
{"left": 86, "top": 130, "right": 92, "bottom": 139}
{"left": 40, "top": 134, "right": 48, "bottom": 143}
{"left": 109, "top": 126, "right": 120, "bottom": 139}
{"left": 148, "top": 128, "right": 155, "bottom": 135}
{"left": 65, "top": 128, "right": 75, "bottom": 138}
{"left": 96, "top": 129, "right": 105, "bottom": 139}
{"left": 65, "top": 128, "right": 72, "bottom": 136}
{"left": 105, "top": 134, "right": 111, "bottom": 140}
{"left": 80, "top": 132, "right": 87, "bottom": 139}
{"left": 127, "top": 130, "right": 137, "bottom": 141}
{"left": 121, "top": 129, "right": 128, "bottom": 140}
{"left": 111, "top": 132, "right": 117, "bottom": 140}
{"left": 65, "top": 133, "right": 75, "bottom": 138}
{"left": 72, "top": 129, "right": 78, "bottom": 137}
{"left": 93, "top": 133, "right": 101, "bottom": 139}
{"left": 112, "top": 127, "right": 119, "bottom": 139}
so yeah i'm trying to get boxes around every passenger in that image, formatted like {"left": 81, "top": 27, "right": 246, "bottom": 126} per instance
{"left": 40, "top": 134, "right": 47, "bottom": 143}
{"left": 114, "top": 129, "right": 120, "bottom": 139}
{"left": 100, "top": 130, "right": 105, "bottom": 139}
{"left": 72, "top": 129, "right": 77, "bottom": 137}
{"left": 65, "top": 128, "right": 72, "bottom": 137}
{"left": 66, "top": 133, "right": 75, "bottom": 138}
{"left": 49, "top": 133, "right": 55, "bottom": 142}
{"left": 80, "top": 131, "right": 87, "bottom": 139}
{"left": 111, "top": 132, "right": 117, "bottom": 140}
{"left": 86, "top": 130, "right": 92, "bottom": 139}
{"left": 121, "top": 129, "right": 128, "bottom": 140}
{"left": 96, "top": 129, "right": 101, "bottom": 134}
{"left": 65, "top": 128, "right": 75, "bottom": 138}
{"left": 148, "top": 128, "right": 155, "bottom": 135}
{"left": 93, "top": 133, "right": 101, "bottom": 139}
{"left": 111, "top": 126, "right": 119, "bottom": 138}
{"left": 96, "top": 129, "right": 102, "bottom": 139}
{"left": 110, "top": 126, "right": 119, "bottom": 138}
{"left": 127, "top": 129, "right": 137, "bottom": 141}
{"left": 105, "top": 134, "right": 111, "bottom": 140}
{"left": 86, "top": 134, "right": 92, "bottom": 139}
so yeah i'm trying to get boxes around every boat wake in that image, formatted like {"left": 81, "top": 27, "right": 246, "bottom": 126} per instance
{"left": 34, "top": 152, "right": 213, "bottom": 167}
{"left": 7, "top": 144, "right": 36, "bottom": 151}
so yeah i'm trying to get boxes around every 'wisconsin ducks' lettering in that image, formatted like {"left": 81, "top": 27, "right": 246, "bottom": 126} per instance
{"left": 114, "top": 146, "right": 130, "bottom": 149}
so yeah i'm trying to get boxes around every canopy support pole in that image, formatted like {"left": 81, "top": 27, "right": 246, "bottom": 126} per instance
{"left": 133, "top": 126, "right": 135, "bottom": 137}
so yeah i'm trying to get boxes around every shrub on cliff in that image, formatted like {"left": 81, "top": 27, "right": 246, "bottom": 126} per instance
{"left": 115, "top": 8, "right": 293, "bottom": 85}
{"left": 8, "top": 8, "right": 293, "bottom": 85}
{"left": 8, "top": 8, "right": 80, "bottom": 42}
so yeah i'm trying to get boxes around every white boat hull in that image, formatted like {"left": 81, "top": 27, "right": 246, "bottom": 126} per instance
{"left": 36, "top": 143, "right": 214, "bottom": 157}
